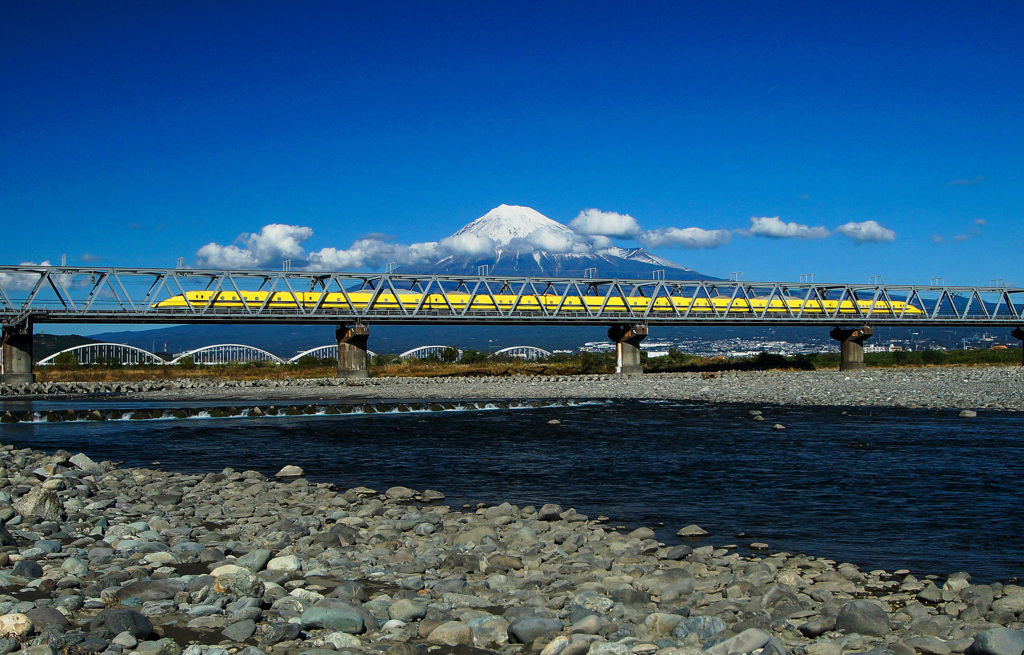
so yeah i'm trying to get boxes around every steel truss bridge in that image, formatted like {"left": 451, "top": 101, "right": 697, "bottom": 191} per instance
{"left": 2, "top": 265, "right": 1023, "bottom": 327}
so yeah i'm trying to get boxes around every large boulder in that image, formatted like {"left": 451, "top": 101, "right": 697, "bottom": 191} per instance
{"left": 13, "top": 486, "right": 62, "bottom": 520}
{"left": 966, "top": 629, "right": 1024, "bottom": 655}
{"left": 835, "top": 600, "right": 890, "bottom": 636}
{"left": 112, "top": 579, "right": 187, "bottom": 602}
{"left": 508, "top": 617, "right": 564, "bottom": 644}
{"left": 91, "top": 609, "right": 154, "bottom": 639}
{"left": 705, "top": 628, "right": 773, "bottom": 655}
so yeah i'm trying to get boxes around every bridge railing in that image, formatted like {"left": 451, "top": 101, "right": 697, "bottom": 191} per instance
{"left": 1, "top": 266, "right": 1022, "bottom": 327}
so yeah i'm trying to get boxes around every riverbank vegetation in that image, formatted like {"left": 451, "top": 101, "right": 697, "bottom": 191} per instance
{"left": 31, "top": 345, "right": 1021, "bottom": 382}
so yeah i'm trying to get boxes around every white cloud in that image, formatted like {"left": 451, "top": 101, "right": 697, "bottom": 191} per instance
{"left": 196, "top": 243, "right": 260, "bottom": 268}
{"left": 529, "top": 227, "right": 588, "bottom": 254}
{"left": 307, "top": 238, "right": 444, "bottom": 271}
{"left": 0, "top": 261, "right": 54, "bottom": 291}
{"left": 243, "top": 224, "right": 313, "bottom": 261}
{"left": 306, "top": 247, "right": 366, "bottom": 271}
{"left": 439, "top": 233, "right": 495, "bottom": 257}
{"left": 639, "top": 227, "right": 732, "bottom": 249}
{"left": 748, "top": 216, "right": 830, "bottom": 240}
{"left": 569, "top": 209, "right": 642, "bottom": 237}
{"left": 835, "top": 220, "right": 896, "bottom": 244}
{"left": 196, "top": 224, "right": 315, "bottom": 268}
{"left": 405, "top": 241, "right": 443, "bottom": 264}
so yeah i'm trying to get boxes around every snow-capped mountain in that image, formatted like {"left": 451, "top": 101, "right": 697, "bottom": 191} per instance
{"left": 403, "top": 204, "right": 717, "bottom": 280}
{"left": 449, "top": 204, "right": 572, "bottom": 245}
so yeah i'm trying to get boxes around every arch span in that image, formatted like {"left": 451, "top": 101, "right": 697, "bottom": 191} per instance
{"left": 399, "top": 345, "right": 463, "bottom": 361}
{"left": 37, "top": 343, "right": 167, "bottom": 366}
{"left": 169, "top": 344, "right": 284, "bottom": 365}
{"left": 493, "top": 345, "right": 552, "bottom": 361}
{"left": 288, "top": 344, "right": 377, "bottom": 362}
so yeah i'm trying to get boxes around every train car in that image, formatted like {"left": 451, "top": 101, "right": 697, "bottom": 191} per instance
{"left": 152, "top": 290, "right": 924, "bottom": 315}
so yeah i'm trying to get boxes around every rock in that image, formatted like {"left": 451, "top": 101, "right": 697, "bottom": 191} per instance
{"left": 427, "top": 621, "right": 473, "bottom": 646}
{"left": 300, "top": 607, "right": 364, "bottom": 634}
{"left": 275, "top": 465, "right": 304, "bottom": 478}
{"left": 571, "top": 615, "right": 603, "bottom": 635}
{"left": 260, "top": 622, "right": 301, "bottom": 646}
{"left": 13, "top": 486, "right": 62, "bottom": 520}
{"left": 26, "top": 607, "right": 70, "bottom": 632}
{"left": 672, "top": 615, "right": 727, "bottom": 642}
{"left": 805, "top": 641, "right": 843, "bottom": 655}
{"left": 836, "top": 600, "right": 891, "bottom": 636}
{"left": 388, "top": 599, "right": 428, "bottom": 622}
{"left": 113, "top": 578, "right": 187, "bottom": 602}
{"left": 905, "top": 636, "right": 953, "bottom": 655}
{"left": 323, "top": 632, "right": 363, "bottom": 648}
{"left": 69, "top": 453, "right": 100, "bottom": 471}
{"left": 91, "top": 608, "right": 154, "bottom": 639}
{"left": 992, "top": 594, "right": 1024, "bottom": 614}
{"left": 799, "top": 617, "right": 835, "bottom": 638}
{"left": 664, "top": 544, "right": 693, "bottom": 560}
{"left": 676, "top": 524, "right": 709, "bottom": 537}
{"left": 214, "top": 569, "right": 265, "bottom": 597}
{"left": 235, "top": 548, "right": 273, "bottom": 572}
{"left": 222, "top": 619, "right": 257, "bottom": 642}
{"left": 918, "top": 582, "right": 943, "bottom": 603}
{"left": 966, "top": 629, "right": 1024, "bottom": 655}
{"left": 538, "top": 503, "right": 564, "bottom": 520}
{"left": 12, "top": 559, "right": 43, "bottom": 579}
{"left": 112, "top": 632, "right": 138, "bottom": 648}
{"left": 266, "top": 554, "right": 301, "bottom": 573}
{"left": 959, "top": 410, "right": 978, "bottom": 418}
{"left": 705, "top": 628, "right": 773, "bottom": 655}
{"left": 385, "top": 486, "right": 416, "bottom": 500}
{"left": 0, "top": 614, "right": 32, "bottom": 638}
{"left": 644, "top": 613, "right": 684, "bottom": 637}
{"left": 508, "top": 616, "right": 564, "bottom": 643}
{"left": 454, "top": 525, "right": 497, "bottom": 546}
{"left": 136, "top": 637, "right": 182, "bottom": 655}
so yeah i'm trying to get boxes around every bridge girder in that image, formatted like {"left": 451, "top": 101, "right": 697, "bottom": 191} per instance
{"left": 0, "top": 266, "right": 1022, "bottom": 327}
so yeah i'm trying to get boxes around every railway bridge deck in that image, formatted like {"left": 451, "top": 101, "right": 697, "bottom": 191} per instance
{"left": 2, "top": 266, "right": 1023, "bottom": 382}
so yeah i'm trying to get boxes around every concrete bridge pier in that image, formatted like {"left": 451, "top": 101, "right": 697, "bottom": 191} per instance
{"left": 1, "top": 323, "right": 35, "bottom": 384}
{"left": 336, "top": 324, "right": 370, "bottom": 379}
{"left": 1013, "top": 328, "right": 1024, "bottom": 366}
{"left": 830, "top": 325, "right": 874, "bottom": 371}
{"left": 608, "top": 324, "right": 648, "bottom": 375}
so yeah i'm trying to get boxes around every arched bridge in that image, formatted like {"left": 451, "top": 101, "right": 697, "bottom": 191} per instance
{"left": 2, "top": 265, "right": 1023, "bottom": 382}
{"left": 37, "top": 343, "right": 167, "bottom": 366}
{"left": 494, "top": 345, "right": 552, "bottom": 360}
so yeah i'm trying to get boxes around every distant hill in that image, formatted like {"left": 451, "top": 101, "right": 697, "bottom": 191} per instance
{"left": 32, "top": 333, "right": 99, "bottom": 360}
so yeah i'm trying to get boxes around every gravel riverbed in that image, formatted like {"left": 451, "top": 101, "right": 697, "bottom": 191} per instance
{"left": 1, "top": 368, "right": 1023, "bottom": 655}
{"left": 3, "top": 367, "right": 1024, "bottom": 412}
{"left": 0, "top": 447, "right": 1022, "bottom": 655}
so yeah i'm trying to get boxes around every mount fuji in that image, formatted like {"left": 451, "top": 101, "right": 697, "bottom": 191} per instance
{"left": 402, "top": 205, "right": 717, "bottom": 280}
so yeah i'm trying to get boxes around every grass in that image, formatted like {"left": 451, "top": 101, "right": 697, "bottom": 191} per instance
{"left": 31, "top": 348, "right": 1022, "bottom": 383}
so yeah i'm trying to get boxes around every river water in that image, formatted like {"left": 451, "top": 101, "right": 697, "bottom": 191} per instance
{"left": 1, "top": 397, "right": 1022, "bottom": 583}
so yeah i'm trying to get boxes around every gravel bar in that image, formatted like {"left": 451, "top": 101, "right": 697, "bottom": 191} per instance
{"left": 0, "top": 447, "right": 1021, "bottom": 655}
{"left": 4, "top": 367, "right": 1024, "bottom": 411}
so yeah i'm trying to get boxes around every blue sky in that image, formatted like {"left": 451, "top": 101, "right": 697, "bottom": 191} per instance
{"left": 2, "top": 1, "right": 1022, "bottom": 287}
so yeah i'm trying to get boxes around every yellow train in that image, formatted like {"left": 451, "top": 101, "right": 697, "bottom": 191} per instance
{"left": 153, "top": 290, "right": 924, "bottom": 315}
